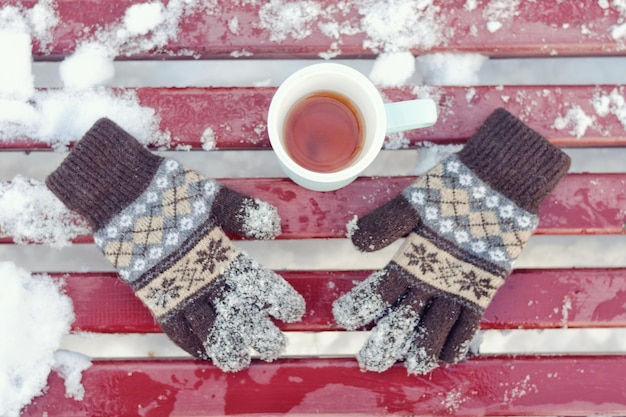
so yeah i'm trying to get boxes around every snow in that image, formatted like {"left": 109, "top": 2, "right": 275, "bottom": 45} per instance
{"left": 0, "top": 1, "right": 177, "bottom": 150}
{"left": 59, "top": 43, "right": 116, "bottom": 90}
{"left": 258, "top": 0, "right": 322, "bottom": 42}
{"left": 553, "top": 105, "right": 595, "bottom": 138}
{"left": 483, "top": 0, "right": 520, "bottom": 33}
{"left": 241, "top": 198, "right": 282, "bottom": 240}
{"left": 416, "top": 53, "right": 488, "bottom": 86}
{"left": 0, "top": 175, "right": 89, "bottom": 247}
{"left": 0, "top": 261, "right": 85, "bottom": 417}
{"left": 368, "top": 52, "right": 416, "bottom": 87}
{"left": 0, "top": 32, "right": 34, "bottom": 101}
{"left": 123, "top": 2, "right": 166, "bottom": 36}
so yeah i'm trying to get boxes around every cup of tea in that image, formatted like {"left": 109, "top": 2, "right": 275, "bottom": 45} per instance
{"left": 267, "top": 63, "right": 438, "bottom": 191}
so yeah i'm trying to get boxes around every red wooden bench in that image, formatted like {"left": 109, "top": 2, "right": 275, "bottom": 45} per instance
{"left": 2, "top": 0, "right": 625, "bottom": 415}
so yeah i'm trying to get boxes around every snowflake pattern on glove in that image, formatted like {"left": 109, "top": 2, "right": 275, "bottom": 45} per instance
{"left": 402, "top": 155, "right": 539, "bottom": 272}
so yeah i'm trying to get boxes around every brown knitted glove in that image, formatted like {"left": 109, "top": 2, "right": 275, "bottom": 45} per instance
{"left": 333, "top": 109, "right": 570, "bottom": 374}
{"left": 46, "top": 118, "right": 305, "bottom": 372}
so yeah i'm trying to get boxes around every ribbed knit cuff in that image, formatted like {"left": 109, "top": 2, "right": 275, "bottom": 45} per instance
{"left": 46, "top": 118, "right": 163, "bottom": 230}
{"left": 457, "top": 108, "right": 571, "bottom": 214}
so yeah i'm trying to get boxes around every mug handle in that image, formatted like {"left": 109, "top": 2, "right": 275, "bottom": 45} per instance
{"left": 384, "top": 98, "right": 438, "bottom": 134}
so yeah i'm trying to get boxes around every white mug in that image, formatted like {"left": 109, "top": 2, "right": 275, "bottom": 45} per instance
{"left": 267, "top": 63, "right": 438, "bottom": 192}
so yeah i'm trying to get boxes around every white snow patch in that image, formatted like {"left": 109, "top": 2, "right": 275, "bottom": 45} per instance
{"left": 60, "top": 43, "right": 116, "bottom": 90}
{"left": 0, "top": 32, "right": 34, "bottom": 101}
{"left": 123, "top": 2, "right": 166, "bottom": 36}
{"left": 52, "top": 351, "right": 92, "bottom": 401}
{"left": 553, "top": 105, "right": 595, "bottom": 138}
{"left": 358, "top": 0, "right": 445, "bottom": 53}
{"left": 592, "top": 88, "right": 626, "bottom": 130}
{"left": 0, "top": 176, "right": 89, "bottom": 247}
{"left": 201, "top": 127, "right": 216, "bottom": 151}
{"left": 258, "top": 0, "right": 322, "bottom": 42}
{"left": 416, "top": 53, "right": 487, "bottom": 86}
{"left": 483, "top": 0, "right": 520, "bottom": 33}
{"left": 368, "top": 52, "right": 415, "bottom": 87}
{"left": 346, "top": 215, "right": 359, "bottom": 238}
{"left": 258, "top": 0, "right": 447, "bottom": 54}
{"left": 0, "top": 262, "right": 82, "bottom": 417}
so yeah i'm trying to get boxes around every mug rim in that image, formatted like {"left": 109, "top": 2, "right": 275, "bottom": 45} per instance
{"left": 268, "top": 63, "right": 386, "bottom": 189}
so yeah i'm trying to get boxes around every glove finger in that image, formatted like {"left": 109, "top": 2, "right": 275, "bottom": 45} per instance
{"left": 204, "top": 313, "right": 252, "bottom": 372}
{"left": 358, "top": 290, "right": 428, "bottom": 373}
{"left": 405, "top": 297, "right": 462, "bottom": 375}
{"left": 160, "top": 312, "right": 210, "bottom": 360}
{"left": 439, "top": 307, "right": 482, "bottom": 364}
{"left": 217, "top": 254, "right": 305, "bottom": 323}
{"left": 245, "top": 313, "right": 287, "bottom": 362}
{"left": 350, "top": 196, "right": 420, "bottom": 252}
{"left": 332, "top": 264, "right": 413, "bottom": 330}
{"left": 211, "top": 185, "right": 281, "bottom": 240}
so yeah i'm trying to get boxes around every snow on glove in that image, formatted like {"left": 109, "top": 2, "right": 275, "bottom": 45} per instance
{"left": 333, "top": 108, "right": 570, "bottom": 374}
{"left": 46, "top": 118, "right": 305, "bottom": 372}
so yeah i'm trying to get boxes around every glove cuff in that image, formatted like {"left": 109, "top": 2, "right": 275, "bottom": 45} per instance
{"left": 46, "top": 118, "right": 163, "bottom": 230}
{"left": 457, "top": 108, "right": 571, "bottom": 214}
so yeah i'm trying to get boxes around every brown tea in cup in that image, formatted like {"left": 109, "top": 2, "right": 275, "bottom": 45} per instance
{"left": 283, "top": 91, "right": 364, "bottom": 173}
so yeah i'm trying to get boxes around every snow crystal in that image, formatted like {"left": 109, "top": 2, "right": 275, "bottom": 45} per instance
{"left": 611, "top": 22, "right": 626, "bottom": 40}
{"left": 442, "top": 388, "right": 468, "bottom": 413}
{"left": 483, "top": 0, "right": 520, "bottom": 33}
{"left": 0, "top": 176, "right": 89, "bottom": 247}
{"left": 0, "top": 262, "right": 79, "bottom": 417}
{"left": 201, "top": 127, "right": 216, "bottom": 150}
{"left": 258, "top": 0, "right": 322, "bottom": 42}
{"left": 464, "top": 0, "right": 478, "bottom": 10}
{"left": 228, "top": 16, "right": 240, "bottom": 35}
{"left": 368, "top": 52, "right": 415, "bottom": 87}
{"left": 384, "top": 132, "right": 410, "bottom": 150}
{"left": 592, "top": 88, "right": 626, "bottom": 130}
{"left": 241, "top": 199, "right": 281, "bottom": 239}
{"left": 345, "top": 215, "right": 359, "bottom": 239}
{"left": 359, "top": 0, "right": 444, "bottom": 53}
{"left": 416, "top": 53, "right": 487, "bottom": 86}
{"left": 333, "top": 269, "right": 389, "bottom": 331}
{"left": 257, "top": 0, "right": 446, "bottom": 54}
{"left": 553, "top": 105, "right": 595, "bottom": 138}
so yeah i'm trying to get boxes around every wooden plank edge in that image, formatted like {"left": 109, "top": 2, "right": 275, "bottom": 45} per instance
{"left": 23, "top": 355, "right": 626, "bottom": 416}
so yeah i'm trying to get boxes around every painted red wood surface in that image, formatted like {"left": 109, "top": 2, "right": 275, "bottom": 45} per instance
{"left": 23, "top": 355, "right": 626, "bottom": 417}
{"left": 3, "top": 85, "right": 626, "bottom": 150}
{"left": 2, "top": 173, "right": 624, "bottom": 243}
{"left": 13, "top": 0, "right": 626, "bottom": 60}
{"left": 60, "top": 268, "right": 626, "bottom": 334}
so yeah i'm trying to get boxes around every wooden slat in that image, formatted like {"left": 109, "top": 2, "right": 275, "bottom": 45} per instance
{"left": 59, "top": 268, "right": 626, "bottom": 333}
{"left": 22, "top": 355, "right": 626, "bottom": 416}
{"left": 15, "top": 0, "right": 626, "bottom": 60}
{"left": 2, "top": 173, "right": 624, "bottom": 243}
{"left": 3, "top": 85, "right": 626, "bottom": 150}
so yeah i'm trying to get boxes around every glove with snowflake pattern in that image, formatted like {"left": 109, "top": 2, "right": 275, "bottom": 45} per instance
{"left": 333, "top": 108, "right": 570, "bottom": 374}
{"left": 46, "top": 118, "right": 305, "bottom": 371}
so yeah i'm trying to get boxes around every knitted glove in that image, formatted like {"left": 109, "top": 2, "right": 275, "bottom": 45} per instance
{"left": 46, "top": 118, "right": 305, "bottom": 372}
{"left": 333, "top": 108, "right": 570, "bottom": 374}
